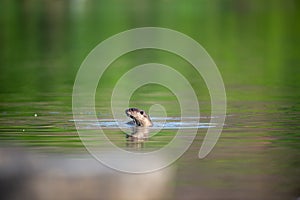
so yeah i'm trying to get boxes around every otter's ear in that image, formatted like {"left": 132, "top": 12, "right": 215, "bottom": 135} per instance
{"left": 140, "top": 110, "right": 144, "bottom": 115}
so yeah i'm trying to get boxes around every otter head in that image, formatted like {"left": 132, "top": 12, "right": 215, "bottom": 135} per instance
{"left": 125, "top": 108, "right": 153, "bottom": 127}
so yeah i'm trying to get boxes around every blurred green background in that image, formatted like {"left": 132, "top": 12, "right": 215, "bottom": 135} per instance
{"left": 1, "top": 0, "right": 299, "bottom": 105}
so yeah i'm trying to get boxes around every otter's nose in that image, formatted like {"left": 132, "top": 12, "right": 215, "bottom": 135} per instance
{"left": 125, "top": 109, "right": 132, "bottom": 117}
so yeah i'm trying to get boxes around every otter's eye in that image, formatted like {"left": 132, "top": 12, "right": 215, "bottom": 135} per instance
{"left": 140, "top": 111, "right": 144, "bottom": 115}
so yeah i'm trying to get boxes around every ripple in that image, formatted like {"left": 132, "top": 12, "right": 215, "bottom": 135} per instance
{"left": 70, "top": 117, "right": 217, "bottom": 129}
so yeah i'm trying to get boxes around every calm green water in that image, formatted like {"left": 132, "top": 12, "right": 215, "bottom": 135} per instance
{"left": 0, "top": 0, "right": 300, "bottom": 199}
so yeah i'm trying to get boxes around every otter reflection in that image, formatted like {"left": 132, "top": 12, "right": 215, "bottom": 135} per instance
{"left": 126, "top": 126, "right": 149, "bottom": 149}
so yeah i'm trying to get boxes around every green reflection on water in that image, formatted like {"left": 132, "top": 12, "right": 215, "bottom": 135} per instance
{"left": 0, "top": 0, "right": 299, "bottom": 152}
{"left": 0, "top": 0, "right": 298, "bottom": 157}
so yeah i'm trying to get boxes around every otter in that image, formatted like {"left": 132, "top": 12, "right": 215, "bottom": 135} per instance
{"left": 125, "top": 108, "right": 153, "bottom": 127}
